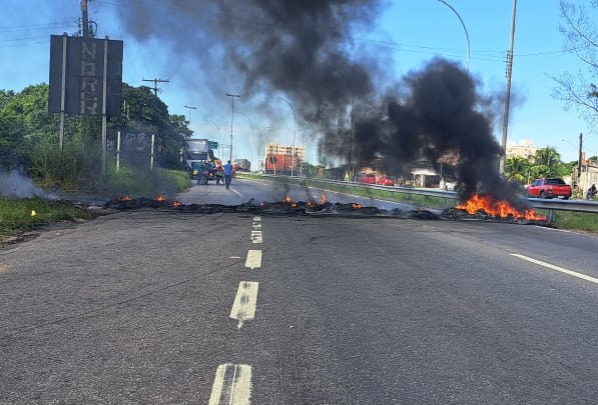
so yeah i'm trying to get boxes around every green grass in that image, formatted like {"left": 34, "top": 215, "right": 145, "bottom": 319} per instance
{"left": 104, "top": 166, "right": 191, "bottom": 197}
{"left": 544, "top": 210, "right": 598, "bottom": 234}
{"left": 0, "top": 197, "right": 98, "bottom": 243}
{"left": 239, "top": 173, "right": 455, "bottom": 209}
{"left": 0, "top": 168, "right": 192, "bottom": 245}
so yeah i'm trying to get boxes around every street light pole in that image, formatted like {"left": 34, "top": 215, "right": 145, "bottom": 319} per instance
{"left": 238, "top": 112, "right": 256, "bottom": 169}
{"left": 437, "top": 0, "right": 471, "bottom": 71}
{"left": 184, "top": 105, "right": 196, "bottom": 123}
{"left": 226, "top": 93, "right": 241, "bottom": 162}
{"left": 206, "top": 119, "right": 222, "bottom": 156}
{"left": 275, "top": 96, "right": 297, "bottom": 176}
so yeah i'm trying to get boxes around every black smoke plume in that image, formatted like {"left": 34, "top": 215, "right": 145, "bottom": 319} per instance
{"left": 114, "top": 0, "right": 523, "bottom": 205}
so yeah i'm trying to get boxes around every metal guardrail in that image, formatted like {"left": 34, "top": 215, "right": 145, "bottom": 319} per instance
{"left": 526, "top": 198, "right": 598, "bottom": 214}
{"left": 242, "top": 174, "right": 598, "bottom": 214}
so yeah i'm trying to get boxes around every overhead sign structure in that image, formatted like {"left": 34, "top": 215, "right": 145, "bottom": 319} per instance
{"left": 48, "top": 34, "right": 123, "bottom": 117}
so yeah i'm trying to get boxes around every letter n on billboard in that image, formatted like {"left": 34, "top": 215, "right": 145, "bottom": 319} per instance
{"left": 48, "top": 35, "right": 123, "bottom": 117}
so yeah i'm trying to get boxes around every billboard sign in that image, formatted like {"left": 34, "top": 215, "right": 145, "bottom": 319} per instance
{"left": 48, "top": 35, "right": 123, "bottom": 117}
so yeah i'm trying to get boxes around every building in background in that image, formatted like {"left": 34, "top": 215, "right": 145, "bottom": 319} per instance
{"left": 506, "top": 140, "right": 538, "bottom": 159}
{"left": 264, "top": 143, "right": 306, "bottom": 175}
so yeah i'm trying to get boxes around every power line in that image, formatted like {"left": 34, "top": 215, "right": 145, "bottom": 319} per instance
{"left": 142, "top": 78, "right": 170, "bottom": 95}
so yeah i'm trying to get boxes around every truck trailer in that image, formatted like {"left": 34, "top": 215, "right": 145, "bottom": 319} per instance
{"left": 264, "top": 153, "right": 299, "bottom": 175}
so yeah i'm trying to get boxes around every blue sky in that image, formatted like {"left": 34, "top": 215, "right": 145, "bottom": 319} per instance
{"left": 1, "top": 0, "right": 594, "bottom": 164}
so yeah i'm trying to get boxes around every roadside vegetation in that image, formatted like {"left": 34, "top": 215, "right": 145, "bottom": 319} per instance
{"left": 0, "top": 82, "right": 194, "bottom": 245}
{"left": 0, "top": 167, "right": 191, "bottom": 245}
{"left": 0, "top": 197, "right": 98, "bottom": 241}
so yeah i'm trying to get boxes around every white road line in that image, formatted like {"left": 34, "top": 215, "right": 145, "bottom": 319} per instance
{"left": 208, "top": 364, "right": 252, "bottom": 405}
{"left": 251, "top": 216, "right": 262, "bottom": 244}
{"left": 230, "top": 281, "right": 259, "bottom": 329}
{"left": 511, "top": 253, "right": 598, "bottom": 285}
{"left": 250, "top": 230, "right": 263, "bottom": 244}
{"left": 245, "top": 250, "right": 262, "bottom": 270}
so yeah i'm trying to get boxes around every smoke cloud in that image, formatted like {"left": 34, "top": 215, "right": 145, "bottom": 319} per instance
{"left": 0, "top": 169, "right": 58, "bottom": 199}
{"left": 114, "top": 0, "right": 522, "bottom": 205}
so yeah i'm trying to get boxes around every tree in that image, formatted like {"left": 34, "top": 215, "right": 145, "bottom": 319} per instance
{"left": 534, "top": 147, "right": 561, "bottom": 171}
{"left": 110, "top": 84, "right": 189, "bottom": 168}
{"left": 554, "top": 1, "right": 598, "bottom": 126}
{"left": 504, "top": 156, "right": 530, "bottom": 183}
{"left": 530, "top": 147, "right": 575, "bottom": 178}
{"left": 1, "top": 82, "right": 191, "bottom": 186}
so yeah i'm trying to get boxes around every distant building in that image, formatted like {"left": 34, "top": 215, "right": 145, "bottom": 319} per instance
{"left": 264, "top": 143, "right": 305, "bottom": 160}
{"left": 264, "top": 143, "right": 306, "bottom": 175}
{"left": 506, "top": 140, "right": 538, "bottom": 159}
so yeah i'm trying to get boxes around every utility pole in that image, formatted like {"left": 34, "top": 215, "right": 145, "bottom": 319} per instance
{"left": 226, "top": 93, "right": 241, "bottom": 162}
{"left": 79, "top": 0, "right": 96, "bottom": 37}
{"left": 499, "top": 0, "right": 518, "bottom": 175}
{"left": 142, "top": 78, "right": 170, "bottom": 96}
{"left": 578, "top": 132, "right": 583, "bottom": 190}
{"left": 81, "top": 0, "right": 90, "bottom": 37}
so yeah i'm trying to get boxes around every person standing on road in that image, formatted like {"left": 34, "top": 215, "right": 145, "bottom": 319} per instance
{"left": 223, "top": 160, "right": 233, "bottom": 189}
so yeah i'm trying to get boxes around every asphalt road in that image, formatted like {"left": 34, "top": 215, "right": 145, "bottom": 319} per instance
{"left": 2, "top": 178, "right": 598, "bottom": 404}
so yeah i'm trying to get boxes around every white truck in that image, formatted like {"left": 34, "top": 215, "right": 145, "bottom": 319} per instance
{"left": 184, "top": 139, "right": 223, "bottom": 184}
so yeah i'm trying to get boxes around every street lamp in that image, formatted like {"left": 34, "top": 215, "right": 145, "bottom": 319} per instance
{"left": 436, "top": 0, "right": 471, "bottom": 71}
{"left": 184, "top": 105, "right": 196, "bottom": 123}
{"left": 205, "top": 120, "right": 222, "bottom": 156}
{"left": 238, "top": 112, "right": 256, "bottom": 169}
{"left": 226, "top": 93, "right": 241, "bottom": 162}
{"left": 274, "top": 96, "right": 297, "bottom": 176}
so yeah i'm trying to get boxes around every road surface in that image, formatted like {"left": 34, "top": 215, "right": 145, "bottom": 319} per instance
{"left": 2, "top": 178, "right": 598, "bottom": 404}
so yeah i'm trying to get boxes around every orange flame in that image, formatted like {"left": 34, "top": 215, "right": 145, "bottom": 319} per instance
{"left": 351, "top": 203, "right": 362, "bottom": 209}
{"left": 156, "top": 195, "right": 166, "bottom": 202}
{"left": 283, "top": 196, "right": 292, "bottom": 203}
{"left": 171, "top": 201, "right": 182, "bottom": 207}
{"left": 456, "top": 194, "right": 546, "bottom": 221}
{"left": 320, "top": 193, "right": 327, "bottom": 204}
{"left": 120, "top": 195, "right": 132, "bottom": 201}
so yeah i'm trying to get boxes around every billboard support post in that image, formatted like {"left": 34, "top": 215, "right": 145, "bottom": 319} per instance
{"left": 59, "top": 34, "right": 67, "bottom": 152}
{"left": 101, "top": 37, "right": 109, "bottom": 176}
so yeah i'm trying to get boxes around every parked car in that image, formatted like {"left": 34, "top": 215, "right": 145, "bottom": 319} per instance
{"left": 526, "top": 178, "right": 572, "bottom": 199}
{"left": 376, "top": 177, "right": 395, "bottom": 186}
{"left": 357, "top": 172, "right": 376, "bottom": 184}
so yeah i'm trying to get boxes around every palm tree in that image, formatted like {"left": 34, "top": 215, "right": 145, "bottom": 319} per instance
{"left": 534, "top": 147, "right": 561, "bottom": 176}
{"left": 504, "top": 156, "right": 530, "bottom": 183}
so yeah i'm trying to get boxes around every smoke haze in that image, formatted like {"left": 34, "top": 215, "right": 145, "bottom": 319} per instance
{"left": 113, "top": 0, "right": 521, "bottom": 204}
{"left": 0, "top": 169, "right": 58, "bottom": 199}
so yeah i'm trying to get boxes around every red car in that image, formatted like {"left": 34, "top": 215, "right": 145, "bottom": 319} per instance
{"left": 526, "top": 178, "right": 572, "bottom": 199}
{"left": 357, "top": 173, "right": 376, "bottom": 184}
{"left": 376, "top": 177, "right": 395, "bottom": 186}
